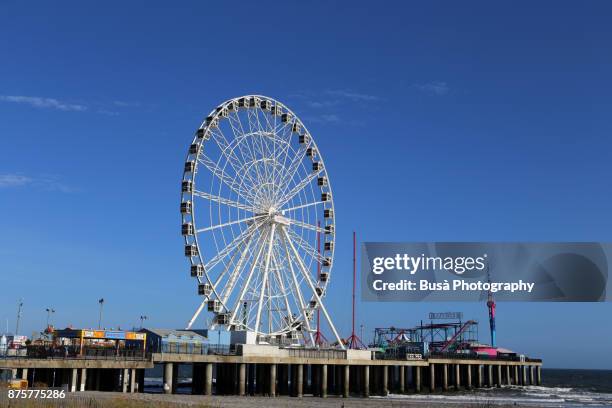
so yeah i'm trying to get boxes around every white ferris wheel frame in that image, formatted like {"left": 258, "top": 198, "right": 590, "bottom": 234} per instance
{"left": 180, "top": 95, "right": 343, "bottom": 348}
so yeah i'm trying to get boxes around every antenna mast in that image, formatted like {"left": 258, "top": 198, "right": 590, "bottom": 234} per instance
{"left": 486, "top": 265, "right": 497, "bottom": 348}
{"left": 15, "top": 299, "right": 23, "bottom": 336}
{"left": 346, "top": 231, "right": 366, "bottom": 349}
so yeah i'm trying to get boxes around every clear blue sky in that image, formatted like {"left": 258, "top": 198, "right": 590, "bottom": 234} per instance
{"left": 1, "top": 1, "right": 611, "bottom": 369}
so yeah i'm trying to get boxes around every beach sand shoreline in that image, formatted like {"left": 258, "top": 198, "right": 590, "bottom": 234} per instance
{"left": 44, "top": 391, "right": 557, "bottom": 407}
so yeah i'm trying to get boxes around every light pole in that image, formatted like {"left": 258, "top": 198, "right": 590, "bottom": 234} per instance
{"left": 45, "top": 308, "right": 55, "bottom": 327}
{"left": 360, "top": 324, "right": 364, "bottom": 344}
{"left": 98, "top": 298, "right": 105, "bottom": 329}
{"left": 15, "top": 299, "right": 23, "bottom": 336}
{"left": 139, "top": 315, "right": 148, "bottom": 329}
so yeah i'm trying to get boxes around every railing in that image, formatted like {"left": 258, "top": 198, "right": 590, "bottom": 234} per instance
{"left": 285, "top": 348, "right": 346, "bottom": 360}
{"left": 428, "top": 351, "right": 541, "bottom": 363}
{"left": 151, "top": 343, "right": 237, "bottom": 356}
{"left": 0, "top": 346, "right": 150, "bottom": 361}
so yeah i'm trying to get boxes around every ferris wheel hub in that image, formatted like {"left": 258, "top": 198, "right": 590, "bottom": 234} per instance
{"left": 272, "top": 214, "right": 291, "bottom": 226}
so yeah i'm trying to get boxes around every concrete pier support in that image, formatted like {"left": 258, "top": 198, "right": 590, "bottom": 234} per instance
{"left": 529, "top": 366, "right": 534, "bottom": 385}
{"left": 164, "top": 363, "right": 173, "bottom": 394}
{"left": 399, "top": 365, "right": 405, "bottom": 393}
{"left": 269, "top": 364, "right": 276, "bottom": 397}
{"left": 466, "top": 364, "right": 472, "bottom": 389}
{"left": 363, "top": 366, "right": 370, "bottom": 397}
{"left": 130, "top": 368, "right": 136, "bottom": 393}
{"left": 514, "top": 365, "right": 519, "bottom": 385}
{"left": 204, "top": 363, "right": 213, "bottom": 395}
{"left": 442, "top": 364, "right": 448, "bottom": 391}
{"left": 536, "top": 366, "right": 542, "bottom": 386}
{"left": 321, "top": 364, "right": 328, "bottom": 398}
{"left": 297, "top": 364, "right": 304, "bottom": 397}
{"left": 429, "top": 364, "right": 435, "bottom": 392}
{"left": 343, "top": 365, "right": 350, "bottom": 398}
{"left": 506, "top": 365, "right": 511, "bottom": 385}
{"left": 122, "top": 368, "right": 129, "bottom": 393}
{"left": 455, "top": 364, "right": 460, "bottom": 389}
{"left": 477, "top": 365, "right": 483, "bottom": 388}
{"left": 496, "top": 365, "right": 502, "bottom": 387}
{"left": 522, "top": 365, "right": 527, "bottom": 385}
{"left": 415, "top": 366, "right": 421, "bottom": 392}
{"left": 487, "top": 365, "right": 493, "bottom": 387}
{"left": 80, "top": 368, "right": 87, "bottom": 392}
{"left": 70, "top": 368, "right": 78, "bottom": 392}
{"left": 21, "top": 368, "right": 28, "bottom": 381}
{"left": 382, "top": 365, "right": 389, "bottom": 395}
{"left": 239, "top": 363, "right": 246, "bottom": 396}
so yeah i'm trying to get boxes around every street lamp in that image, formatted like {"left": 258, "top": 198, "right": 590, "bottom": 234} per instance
{"left": 98, "top": 298, "right": 105, "bottom": 329}
{"left": 45, "top": 308, "right": 55, "bottom": 327}
{"left": 139, "top": 315, "right": 148, "bottom": 329}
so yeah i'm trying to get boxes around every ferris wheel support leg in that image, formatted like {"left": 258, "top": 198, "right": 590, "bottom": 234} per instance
{"left": 220, "top": 234, "right": 255, "bottom": 307}
{"left": 270, "top": 249, "right": 295, "bottom": 323}
{"left": 280, "top": 231, "right": 315, "bottom": 346}
{"left": 186, "top": 300, "right": 207, "bottom": 330}
{"left": 228, "top": 229, "right": 269, "bottom": 328}
{"left": 254, "top": 223, "right": 277, "bottom": 337}
{"left": 282, "top": 227, "right": 345, "bottom": 350}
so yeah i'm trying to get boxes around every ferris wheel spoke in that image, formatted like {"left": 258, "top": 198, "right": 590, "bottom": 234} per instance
{"left": 226, "top": 114, "right": 265, "bottom": 188}
{"left": 271, "top": 141, "right": 295, "bottom": 199}
{"left": 281, "top": 200, "right": 324, "bottom": 213}
{"left": 254, "top": 223, "right": 277, "bottom": 335}
{"left": 274, "top": 136, "right": 312, "bottom": 200}
{"left": 197, "top": 214, "right": 265, "bottom": 234}
{"left": 282, "top": 227, "right": 344, "bottom": 349}
{"left": 205, "top": 236, "right": 248, "bottom": 307}
{"left": 275, "top": 132, "right": 298, "bottom": 199}
{"left": 219, "top": 231, "right": 257, "bottom": 307}
{"left": 193, "top": 190, "right": 254, "bottom": 212}
{"left": 209, "top": 126, "right": 260, "bottom": 190}
{"left": 203, "top": 221, "right": 262, "bottom": 271}
{"left": 286, "top": 227, "right": 325, "bottom": 264}
{"left": 228, "top": 227, "right": 270, "bottom": 328}
{"left": 204, "top": 225, "right": 262, "bottom": 271}
{"left": 271, "top": 247, "right": 294, "bottom": 326}
{"left": 277, "top": 166, "right": 323, "bottom": 209}
{"left": 197, "top": 154, "right": 257, "bottom": 203}
{"left": 265, "top": 116, "right": 294, "bottom": 200}
{"left": 287, "top": 218, "right": 325, "bottom": 234}
{"left": 279, "top": 229, "right": 315, "bottom": 344}
{"left": 186, "top": 237, "right": 246, "bottom": 330}
{"left": 246, "top": 109, "right": 272, "bottom": 192}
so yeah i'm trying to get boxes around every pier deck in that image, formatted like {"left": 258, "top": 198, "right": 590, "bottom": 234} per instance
{"left": 0, "top": 346, "right": 542, "bottom": 397}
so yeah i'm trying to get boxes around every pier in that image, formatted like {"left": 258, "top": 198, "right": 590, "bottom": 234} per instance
{"left": 0, "top": 345, "right": 542, "bottom": 397}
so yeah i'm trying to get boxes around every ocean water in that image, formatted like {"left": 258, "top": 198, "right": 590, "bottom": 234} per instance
{"left": 382, "top": 369, "right": 612, "bottom": 407}
{"left": 144, "top": 368, "right": 612, "bottom": 406}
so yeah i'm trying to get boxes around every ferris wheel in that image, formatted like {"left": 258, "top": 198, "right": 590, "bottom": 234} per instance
{"left": 181, "top": 95, "right": 343, "bottom": 347}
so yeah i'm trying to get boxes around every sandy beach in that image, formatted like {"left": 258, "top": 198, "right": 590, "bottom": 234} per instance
{"left": 1, "top": 391, "right": 554, "bottom": 408}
